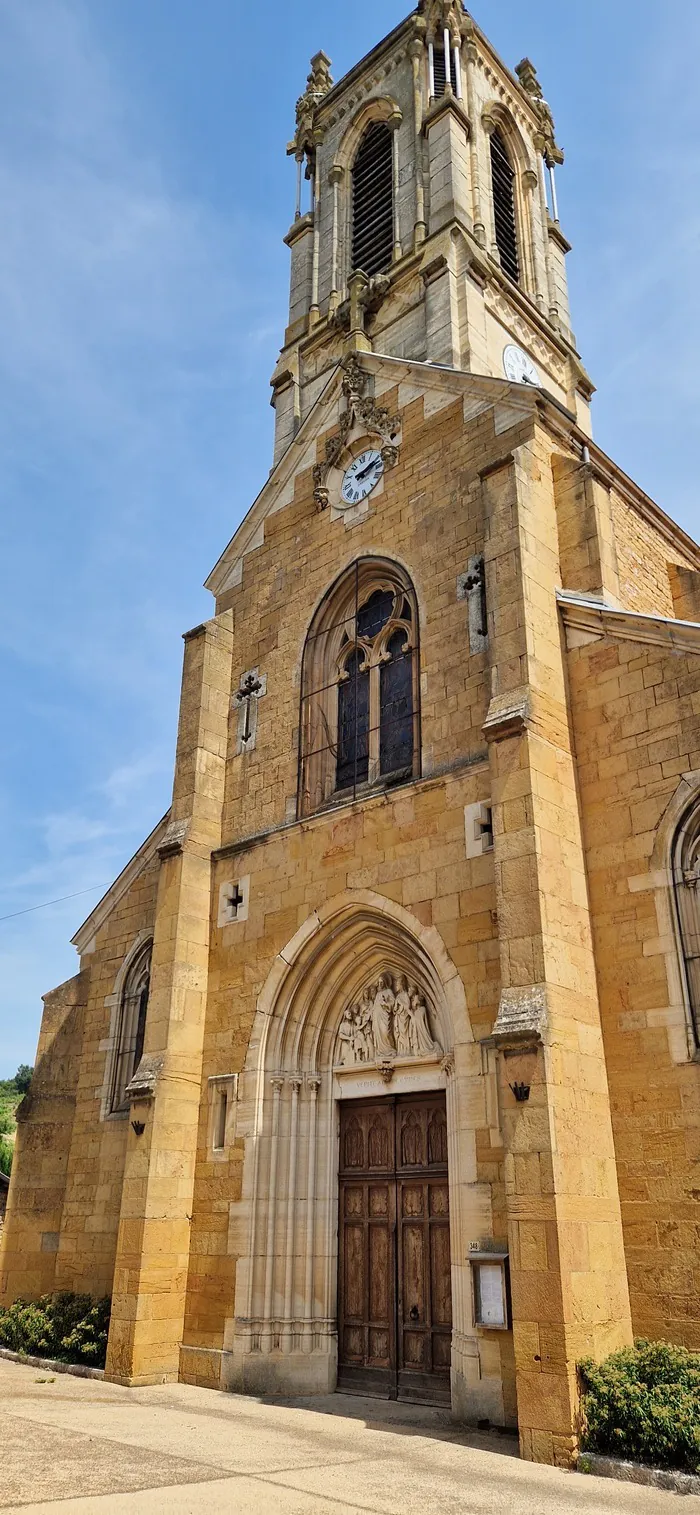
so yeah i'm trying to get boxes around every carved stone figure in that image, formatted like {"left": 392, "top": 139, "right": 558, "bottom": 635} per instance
{"left": 371, "top": 974, "right": 396, "bottom": 1057}
{"left": 337, "top": 1006, "right": 357, "bottom": 1066}
{"left": 393, "top": 975, "right": 413, "bottom": 1057}
{"left": 408, "top": 990, "right": 437, "bottom": 1056}
{"left": 354, "top": 991, "right": 374, "bottom": 1062}
{"left": 335, "top": 974, "right": 442, "bottom": 1066}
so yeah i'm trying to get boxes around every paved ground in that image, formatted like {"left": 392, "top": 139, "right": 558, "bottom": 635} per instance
{"left": 1, "top": 1357, "right": 695, "bottom": 1514}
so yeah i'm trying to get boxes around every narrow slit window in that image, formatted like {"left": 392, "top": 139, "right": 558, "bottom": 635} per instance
{"left": 490, "top": 128, "right": 520, "bottom": 284}
{"left": 352, "top": 122, "right": 394, "bottom": 277}
{"left": 214, "top": 1089, "right": 228, "bottom": 1152}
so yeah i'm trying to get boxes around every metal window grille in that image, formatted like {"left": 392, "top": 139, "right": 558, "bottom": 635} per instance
{"left": 298, "top": 559, "right": 421, "bottom": 819}
{"left": 673, "top": 805, "right": 700, "bottom": 1048}
{"left": 109, "top": 943, "right": 152, "bottom": 1113}
{"left": 352, "top": 123, "right": 394, "bottom": 278}
{"left": 490, "top": 128, "right": 520, "bottom": 284}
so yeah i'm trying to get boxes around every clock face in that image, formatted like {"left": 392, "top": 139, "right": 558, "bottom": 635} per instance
{"left": 341, "top": 449, "right": 384, "bottom": 507}
{"left": 503, "top": 344, "right": 540, "bottom": 387}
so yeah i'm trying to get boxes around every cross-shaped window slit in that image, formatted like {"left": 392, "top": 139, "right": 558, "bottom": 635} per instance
{"left": 479, "top": 806, "right": 494, "bottom": 850}
{"left": 228, "top": 882, "right": 245, "bottom": 917}
{"left": 237, "top": 673, "right": 264, "bottom": 746}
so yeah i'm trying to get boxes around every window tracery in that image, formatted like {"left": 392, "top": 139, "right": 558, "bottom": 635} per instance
{"left": 298, "top": 559, "right": 420, "bottom": 818}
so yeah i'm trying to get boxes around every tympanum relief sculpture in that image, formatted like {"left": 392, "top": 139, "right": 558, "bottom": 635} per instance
{"left": 335, "top": 974, "right": 441, "bottom": 1068}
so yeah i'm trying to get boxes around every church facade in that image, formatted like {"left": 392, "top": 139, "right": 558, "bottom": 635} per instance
{"left": 3, "top": 0, "right": 700, "bottom": 1468}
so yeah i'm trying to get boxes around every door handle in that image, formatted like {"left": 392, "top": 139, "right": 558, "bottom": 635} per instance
{"left": 409, "top": 1305, "right": 419, "bottom": 1322}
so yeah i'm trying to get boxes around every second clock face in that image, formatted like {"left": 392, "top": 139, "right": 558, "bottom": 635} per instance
{"left": 503, "top": 344, "right": 540, "bottom": 387}
{"left": 341, "top": 449, "right": 384, "bottom": 506}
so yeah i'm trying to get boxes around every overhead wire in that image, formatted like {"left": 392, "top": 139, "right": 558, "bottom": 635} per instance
{"left": 0, "top": 885, "right": 108, "bottom": 924}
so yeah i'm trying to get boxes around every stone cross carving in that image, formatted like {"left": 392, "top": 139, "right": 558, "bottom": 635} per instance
{"left": 335, "top": 974, "right": 442, "bottom": 1068}
{"left": 234, "top": 669, "right": 267, "bottom": 754}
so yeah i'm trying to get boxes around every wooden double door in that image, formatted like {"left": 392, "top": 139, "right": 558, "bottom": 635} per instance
{"left": 338, "top": 1093, "right": 452, "bottom": 1405}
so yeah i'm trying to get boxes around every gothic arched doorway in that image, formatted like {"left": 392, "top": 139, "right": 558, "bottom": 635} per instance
{"left": 223, "top": 891, "right": 505, "bottom": 1422}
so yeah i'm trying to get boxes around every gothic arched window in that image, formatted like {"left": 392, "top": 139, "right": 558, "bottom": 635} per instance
{"left": 490, "top": 127, "right": 520, "bottom": 284}
{"left": 299, "top": 559, "right": 420, "bottom": 818}
{"left": 673, "top": 803, "right": 700, "bottom": 1047}
{"left": 352, "top": 122, "right": 394, "bottom": 277}
{"left": 109, "top": 940, "right": 152, "bottom": 1113}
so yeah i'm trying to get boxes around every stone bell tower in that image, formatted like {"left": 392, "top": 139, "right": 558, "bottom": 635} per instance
{"left": 271, "top": 0, "right": 593, "bottom": 466}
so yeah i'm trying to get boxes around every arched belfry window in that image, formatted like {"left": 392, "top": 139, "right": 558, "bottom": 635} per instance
{"left": 352, "top": 122, "right": 394, "bottom": 277}
{"left": 109, "top": 940, "right": 152, "bottom": 1113}
{"left": 490, "top": 127, "right": 520, "bottom": 284}
{"left": 673, "top": 802, "right": 700, "bottom": 1047}
{"left": 299, "top": 559, "right": 420, "bottom": 818}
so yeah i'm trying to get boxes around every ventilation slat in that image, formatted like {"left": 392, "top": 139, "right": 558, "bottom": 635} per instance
{"left": 432, "top": 43, "right": 447, "bottom": 97}
{"left": 490, "top": 129, "right": 520, "bottom": 284}
{"left": 352, "top": 122, "right": 394, "bottom": 278}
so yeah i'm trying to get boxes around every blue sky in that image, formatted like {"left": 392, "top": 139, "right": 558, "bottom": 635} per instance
{"left": 0, "top": 0, "right": 698, "bottom": 1076}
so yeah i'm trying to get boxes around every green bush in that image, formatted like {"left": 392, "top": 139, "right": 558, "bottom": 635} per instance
{"left": 579, "top": 1340, "right": 700, "bottom": 1474}
{"left": 0, "top": 1292, "right": 111, "bottom": 1368}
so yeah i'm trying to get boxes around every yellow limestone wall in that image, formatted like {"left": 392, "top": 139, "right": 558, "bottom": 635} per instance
{"left": 4, "top": 371, "right": 700, "bottom": 1468}
{"left": 567, "top": 629, "right": 700, "bottom": 1348}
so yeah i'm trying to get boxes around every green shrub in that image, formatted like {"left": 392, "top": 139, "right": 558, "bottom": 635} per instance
{"left": 0, "top": 1292, "right": 110, "bottom": 1368}
{"left": 579, "top": 1340, "right": 700, "bottom": 1474}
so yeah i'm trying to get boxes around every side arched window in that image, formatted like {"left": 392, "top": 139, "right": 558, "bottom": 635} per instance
{"left": 490, "top": 127, "right": 520, "bottom": 284}
{"left": 109, "top": 941, "right": 151, "bottom": 1113}
{"left": 673, "top": 804, "right": 700, "bottom": 1047}
{"left": 299, "top": 559, "right": 420, "bottom": 818}
{"left": 352, "top": 122, "right": 394, "bottom": 277}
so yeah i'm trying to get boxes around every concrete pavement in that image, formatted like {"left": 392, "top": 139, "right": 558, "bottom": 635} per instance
{"left": 1, "top": 1356, "right": 694, "bottom": 1513}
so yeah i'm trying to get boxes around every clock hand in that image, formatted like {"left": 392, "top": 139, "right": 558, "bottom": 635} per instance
{"left": 355, "top": 458, "right": 379, "bottom": 481}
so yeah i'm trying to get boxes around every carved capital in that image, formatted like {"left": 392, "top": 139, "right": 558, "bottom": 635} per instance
{"left": 157, "top": 818, "right": 190, "bottom": 859}
{"left": 124, "top": 1053, "right": 164, "bottom": 1102}
{"left": 492, "top": 984, "right": 548, "bottom": 1049}
{"left": 483, "top": 693, "right": 530, "bottom": 743}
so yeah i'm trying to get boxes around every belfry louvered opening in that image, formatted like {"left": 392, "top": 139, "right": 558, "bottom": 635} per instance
{"left": 352, "top": 122, "right": 394, "bottom": 277}
{"left": 432, "top": 42, "right": 447, "bottom": 97}
{"left": 490, "top": 128, "right": 520, "bottom": 284}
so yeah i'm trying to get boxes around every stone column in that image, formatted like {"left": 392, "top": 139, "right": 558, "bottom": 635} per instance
{"left": 409, "top": 38, "right": 427, "bottom": 247}
{"left": 463, "top": 26, "right": 485, "bottom": 246}
{"left": 105, "top": 610, "right": 234, "bottom": 1386}
{"left": 480, "top": 437, "right": 632, "bottom": 1466}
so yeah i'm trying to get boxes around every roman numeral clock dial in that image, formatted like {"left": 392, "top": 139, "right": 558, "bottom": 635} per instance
{"left": 341, "top": 449, "right": 384, "bottom": 507}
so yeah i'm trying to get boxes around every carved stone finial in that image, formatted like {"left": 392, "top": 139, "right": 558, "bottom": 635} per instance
{"left": 341, "top": 353, "right": 368, "bottom": 403}
{"left": 515, "top": 57, "right": 564, "bottom": 168}
{"left": 419, "top": 0, "right": 463, "bottom": 43}
{"left": 287, "top": 50, "right": 333, "bottom": 162}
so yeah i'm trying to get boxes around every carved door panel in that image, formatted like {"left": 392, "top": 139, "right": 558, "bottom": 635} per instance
{"left": 338, "top": 1100, "right": 396, "bottom": 1397}
{"left": 338, "top": 1094, "right": 451, "bottom": 1405}
{"left": 396, "top": 1095, "right": 451, "bottom": 1406}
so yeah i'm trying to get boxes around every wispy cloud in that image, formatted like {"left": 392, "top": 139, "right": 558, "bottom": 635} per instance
{"left": 0, "top": 0, "right": 278, "bottom": 1071}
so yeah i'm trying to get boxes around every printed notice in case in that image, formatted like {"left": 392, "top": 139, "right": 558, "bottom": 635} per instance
{"left": 478, "top": 1263, "right": 505, "bottom": 1326}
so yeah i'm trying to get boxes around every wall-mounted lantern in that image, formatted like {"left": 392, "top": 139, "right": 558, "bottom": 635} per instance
{"left": 469, "top": 1248, "right": 510, "bottom": 1330}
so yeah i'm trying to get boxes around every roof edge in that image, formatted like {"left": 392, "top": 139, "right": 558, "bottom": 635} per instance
{"left": 71, "top": 811, "right": 171, "bottom": 956}
{"left": 557, "top": 590, "right": 700, "bottom": 655}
